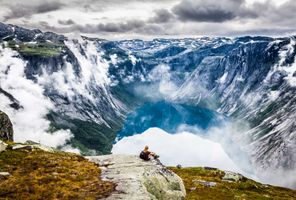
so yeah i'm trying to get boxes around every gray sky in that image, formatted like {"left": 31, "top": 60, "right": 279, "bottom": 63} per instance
{"left": 0, "top": 0, "right": 295, "bottom": 39}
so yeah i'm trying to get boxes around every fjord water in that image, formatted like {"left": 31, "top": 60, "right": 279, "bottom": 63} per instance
{"left": 116, "top": 100, "right": 226, "bottom": 140}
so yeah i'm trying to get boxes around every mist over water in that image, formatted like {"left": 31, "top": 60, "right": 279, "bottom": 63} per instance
{"left": 113, "top": 127, "right": 258, "bottom": 180}
{"left": 113, "top": 99, "right": 258, "bottom": 180}
{"left": 113, "top": 128, "right": 242, "bottom": 170}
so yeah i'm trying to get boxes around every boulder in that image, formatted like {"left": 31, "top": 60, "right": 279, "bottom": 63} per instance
{"left": 222, "top": 171, "right": 245, "bottom": 182}
{"left": 87, "top": 155, "right": 186, "bottom": 200}
{"left": 0, "top": 140, "right": 8, "bottom": 152}
{"left": 0, "top": 111, "right": 13, "bottom": 141}
{"left": 0, "top": 172, "right": 11, "bottom": 176}
{"left": 0, "top": 172, "right": 11, "bottom": 180}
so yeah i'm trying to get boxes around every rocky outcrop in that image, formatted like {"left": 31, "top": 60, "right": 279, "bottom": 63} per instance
{"left": 222, "top": 171, "right": 246, "bottom": 182}
{"left": 0, "top": 110, "right": 13, "bottom": 141}
{"left": 87, "top": 155, "right": 186, "bottom": 200}
{"left": 11, "top": 140, "right": 55, "bottom": 152}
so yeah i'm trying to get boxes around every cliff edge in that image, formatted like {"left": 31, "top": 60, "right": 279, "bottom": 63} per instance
{"left": 87, "top": 155, "right": 186, "bottom": 200}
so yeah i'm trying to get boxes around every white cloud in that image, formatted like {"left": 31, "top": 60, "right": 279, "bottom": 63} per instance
{"left": 112, "top": 127, "right": 243, "bottom": 172}
{"left": 0, "top": 46, "right": 72, "bottom": 147}
{"left": 1, "top": 0, "right": 295, "bottom": 38}
{"left": 149, "top": 64, "right": 178, "bottom": 97}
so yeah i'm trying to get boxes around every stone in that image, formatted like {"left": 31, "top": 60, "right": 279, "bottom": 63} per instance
{"left": 0, "top": 172, "right": 11, "bottom": 180}
{"left": 87, "top": 154, "right": 186, "bottom": 200}
{"left": 222, "top": 171, "right": 245, "bottom": 182}
{"left": 12, "top": 144, "right": 32, "bottom": 151}
{"left": 0, "top": 140, "right": 8, "bottom": 152}
{"left": 0, "top": 172, "right": 11, "bottom": 176}
{"left": 0, "top": 111, "right": 13, "bottom": 141}
{"left": 193, "top": 179, "right": 217, "bottom": 187}
{"left": 24, "top": 140, "right": 39, "bottom": 145}
{"left": 204, "top": 167, "right": 218, "bottom": 171}
{"left": 52, "top": 172, "right": 59, "bottom": 176}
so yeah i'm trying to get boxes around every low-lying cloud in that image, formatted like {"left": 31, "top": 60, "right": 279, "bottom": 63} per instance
{"left": 112, "top": 127, "right": 244, "bottom": 172}
{"left": 0, "top": 46, "right": 73, "bottom": 148}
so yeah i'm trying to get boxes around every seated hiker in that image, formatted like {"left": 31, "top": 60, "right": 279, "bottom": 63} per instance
{"left": 139, "top": 145, "right": 159, "bottom": 161}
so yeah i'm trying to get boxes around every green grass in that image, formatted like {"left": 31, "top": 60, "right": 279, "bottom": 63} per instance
{"left": 169, "top": 167, "right": 296, "bottom": 200}
{"left": 6, "top": 41, "right": 63, "bottom": 57}
{"left": 0, "top": 148, "right": 115, "bottom": 199}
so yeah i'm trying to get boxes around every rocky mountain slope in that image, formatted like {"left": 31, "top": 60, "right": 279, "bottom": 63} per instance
{"left": 0, "top": 22, "right": 296, "bottom": 187}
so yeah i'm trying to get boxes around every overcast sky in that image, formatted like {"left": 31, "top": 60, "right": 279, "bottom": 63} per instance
{"left": 0, "top": 0, "right": 295, "bottom": 39}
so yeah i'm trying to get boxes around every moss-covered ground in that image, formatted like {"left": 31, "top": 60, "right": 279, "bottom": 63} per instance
{"left": 169, "top": 167, "right": 296, "bottom": 200}
{"left": 0, "top": 148, "right": 115, "bottom": 199}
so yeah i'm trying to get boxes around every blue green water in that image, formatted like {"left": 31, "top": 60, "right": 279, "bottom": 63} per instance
{"left": 117, "top": 101, "right": 226, "bottom": 140}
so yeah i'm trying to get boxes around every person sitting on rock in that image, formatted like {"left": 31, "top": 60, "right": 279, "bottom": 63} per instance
{"left": 139, "top": 145, "right": 159, "bottom": 161}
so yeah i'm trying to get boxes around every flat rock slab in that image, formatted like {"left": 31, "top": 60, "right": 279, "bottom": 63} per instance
{"left": 87, "top": 154, "right": 186, "bottom": 200}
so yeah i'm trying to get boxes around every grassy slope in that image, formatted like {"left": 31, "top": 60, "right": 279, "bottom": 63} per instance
{"left": 169, "top": 167, "right": 296, "bottom": 200}
{"left": 0, "top": 148, "right": 115, "bottom": 199}
{"left": 6, "top": 41, "right": 63, "bottom": 57}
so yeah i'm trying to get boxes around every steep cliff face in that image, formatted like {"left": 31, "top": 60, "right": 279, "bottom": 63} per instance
{"left": 0, "top": 22, "right": 130, "bottom": 155}
{"left": 0, "top": 111, "right": 13, "bottom": 141}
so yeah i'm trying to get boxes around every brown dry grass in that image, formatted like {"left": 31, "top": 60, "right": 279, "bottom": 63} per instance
{"left": 169, "top": 167, "right": 296, "bottom": 200}
{"left": 0, "top": 148, "right": 115, "bottom": 199}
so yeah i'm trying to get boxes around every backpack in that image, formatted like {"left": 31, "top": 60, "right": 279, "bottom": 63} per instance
{"left": 139, "top": 151, "right": 149, "bottom": 161}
